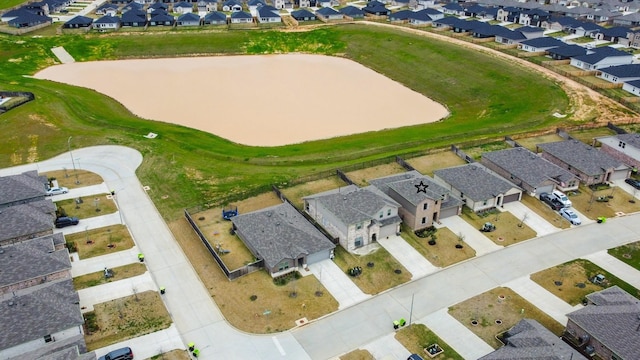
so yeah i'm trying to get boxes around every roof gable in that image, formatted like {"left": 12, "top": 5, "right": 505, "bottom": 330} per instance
{"left": 434, "top": 163, "right": 520, "bottom": 202}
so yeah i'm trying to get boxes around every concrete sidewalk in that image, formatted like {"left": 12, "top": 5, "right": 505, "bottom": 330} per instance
{"left": 504, "top": 276, "right": 578, "bottom": 325}
{"left": 78, "top": 271, "right": 156, "bottom": 312}
{"left": 95, "top": 324, "right": 183, "bottom": 360}
{"left": 362, "top": 333, "right": 410, "bottom": 360}
{"left": 309, "top": 259, "right": 370, "bottom": 310}
{"left": 583, "top": 250, "right": 640, "bottom": 289}
{"left": 378, "top": 235, "right": 439, "bottom": 279}
{"left": 421, "top": 308, "right": 493, "bottom": 360}
{"left": 502, "top": 202, "right": 560, "bottom": 236}
{"left": 438, "top": 216, "right": 502, "bottom": 256}
{"left": 71, "top": 246, "right": 140, "bottom": 277}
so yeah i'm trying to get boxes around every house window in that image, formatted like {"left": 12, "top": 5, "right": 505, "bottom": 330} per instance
{"left": 387, "top": 209, "right": 391, "bottom": 216}
{"left": 355, "top": 237, "right": 363, "bottom": 247}
{"left": 44, "top": 335, "right": 53, "bottom": 343}
{"left": 619, "top": 141, "right": 626, "bottom": 149}
{"left": 423, "top": 203, "right": 428, "bottom": 210}
{"left": 483, "top": 200, "right": 488, "bottom": 206}
{"left": 379, "top": 213, "right": 383, "bottom": 218}
{"left": 278, "top": 262, "right": 289, "bottom": 271}
{"left": 421, "top": 217, "right": 427, "bottom": 224}
{"left": 356, "top": 223, "right": 362, "bottom": 230}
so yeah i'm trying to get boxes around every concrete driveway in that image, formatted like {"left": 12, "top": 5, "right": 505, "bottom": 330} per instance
{"left": 501, "top": 202, "right": 560, "bottom": 236}
{"left": 377, "top": 235, "right": 439, "bottom": 279}
{"left": 309, "top": 259, "right": 370, "bottom": 310}
{"left": 438, "top": 216, "right": 502, "bottom": 256}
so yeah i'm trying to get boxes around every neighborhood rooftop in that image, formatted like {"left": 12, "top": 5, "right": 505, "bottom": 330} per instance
{"left": 434, "top": 163, "right": 521, "bottom": 202}
{"left": 537, "top": 140, "right": 627, "bottom": 176}
{"left": 368, "top": 171, "right": 453, "bottom": 206}
{"left": 482, "top": 147, "right": 576, "bottom": 186}
{"left": 0, "top": 236, "right": 71, "bottom": 289}
{"left": 231, "top": 202, "right": 334, "bottom": 270}
{"left": 0, "top": 170, "right": 47, "bottom": 206}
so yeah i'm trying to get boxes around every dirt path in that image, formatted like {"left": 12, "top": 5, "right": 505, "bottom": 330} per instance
{"left": 356, "top": 21, "right": 637, "bottom": 124}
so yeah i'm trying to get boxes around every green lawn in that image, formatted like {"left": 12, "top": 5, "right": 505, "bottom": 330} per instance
{"left": 0, "top": 0, "right": 25, "bottom": 10}
{"left": 0, "top": 25, "right": 574, "bottom": 220}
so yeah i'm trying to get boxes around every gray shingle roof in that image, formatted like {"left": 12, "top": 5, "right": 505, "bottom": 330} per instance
{"left": 479, "top": 319, "right": 587, "bottom": 359}
{"left": 599, "top": 64, "right": 640, "bottom": 78}
{"left": 482, "top": 147, "right": 576, "bottom": 188}
{"left": 613, "top": 133, "right": 640, "bottom": 149}
{"left": 0, "top": 170, "right": 47, "bottom": 207}
{"left": 434, "top": 163, "right": 520, "bottom": 202}
{"left": 0, "top": 236, "right": 71, "bottom": 288}
{"left": 304, "top": 185, "right": 400, "bottom": 225}
{"left": 0, "top": 279, "right": 83, "bottom": 350}
{"left": 537, "top": 140, "right": 627, "bottom": 176}
{"left": 0, "top": 200, "right": 56, "bottom": 243}
{"left": 231, "top": 202, "right": 334, "bottom": 270}
{"left": 369, "top": 171, "right": 450, "bottom": 206}
{"left": 567, "top": 286, "right": 640, "bottom": 359}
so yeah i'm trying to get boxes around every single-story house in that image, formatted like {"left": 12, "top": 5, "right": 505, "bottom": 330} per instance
{"left": 148, "top": 12, "right": 175, "bottom": 26}
{"left": 316, "top": 7, "right": 342, "bottom": 21}
{"left": 222, "top": 0, "right": 242, "bottom": 12}
{"left": 316, "top": 0, "right": 331, "bottom": 7}
{"left": 197, "top": 0, "right": 218, "bottom": 13}
{"left": 177, "top": 12, "right": 200, "bottom": 26}
{"left": 570, "top": 46, "right": 633, "bottom": 70}
{"left": 291, "top": 8, "right": 315, "bottom": 21}
{"left": 95, "top": 3, "right": 118, "bottom": 16}
{"left": 363, "top": 0, "right": 389, "bottom": 16}
{"left": 203, "top": 11, "right": 227, "bottom": 24}
{"left": 480, "top": 319, "right": 587, "bottom": 360}
{"left": 148, "top": 2, "right": 168, "bottom": 13}
{"left": 595, "top": 133, "right": 640, "bottom": 169}
{"left": 598, "top": 64, "right": 640, "bottom": 84}
{"left": 518, "top": 36, "right": 564, "bottom": 52}
{"left": 5, "top": 9, "right": 51, "bottom": 28}
{"left": 517, "top": 26, "right": 545, "bottom": 39}
{"left": 369, "top": 171, "right": 462, "bottom": 230}
{"left": 0, "top": 200, "right": 56, "bottom": 246}
{"left": 0, "top": 279, "right": 85, "bottom": 360}
{"left": 230, "top": 10, "right": 253, "bottom": 23}
{"left": 441, "top": 2, "right": 464, "bottom": 16}
{"left": 492, "top": 26, "right": 527, "bottom": 44}
{"left": 231, "top": 202, "right": 335, "bottom": 276}
{"left": 63, "top": 15, "right": 93, "bottom": 28}
{"left": 481, "top": 147, "right": 579, "bottom": 197}
{"left": 122, "top": 2, "right": 144, "bottom": 12}
{"left": 547, "top": 44, "right": 587, "bottom": 60}
{"left": 0, "top": 235, "right": 71, "bottom": 296}
{"left": 257, "top": 6, "right": 280, "bottom": 23}
{"left": 388, "top": 9, "right": 412, "bottom": 22}
{"left": 432, "top": 16, "right": 465, "bottom": 30}
{"left": 407, "top": 8, "right": 442, "bottom": 25}
{"left": 593, "top": 26, "right": 631, "bottom": 44}
{"left": 339, "top": 5, "right": 364, "bottom": 19}
{"left": 433, "top": 163, "right": 523, "bottom": 212}
{"left": 613, "top": 11, "right": 640, "bottom": 27}
{"left": 0, "top": 171, "right": 47, "bottom": 209}
{"left": 173, "top": 1, "right": 194, "bottom": 13}
{"left": 518, "top": 8, "right": 551, "bottom": 27}
{"left": 93, "top": 15, "right": 121, "bottom": 29}
{"left": 121, "top": 9, "right": 147, "bottom": 27}
{"left": 303, "top": 185, "right": 401, "bottom": 253}
{"left": 563, "top": 286, "right": 640, "bottom": 360}
{"left": 622, "top": 79, "right": 640, "bottom": 97}
{"left": 536, "top": 140, "right": 630, "bottom": 185}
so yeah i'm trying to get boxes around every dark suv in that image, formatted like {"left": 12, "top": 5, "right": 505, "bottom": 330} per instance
{"left": 98, "top": 347, "right": 134, "bottom": 360}
{"left": 625, "top": 178, "right": 640, "bottom": 190}
{"left": 54, "top": 216, "right": 79, "bottom": 228}
{"left": 540, "top": 192, "right": 563, "bottom": 211}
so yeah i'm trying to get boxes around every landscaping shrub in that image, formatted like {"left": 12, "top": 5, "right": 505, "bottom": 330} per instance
{"left": 414, "top": 226, "right": 437, "bottom": 238}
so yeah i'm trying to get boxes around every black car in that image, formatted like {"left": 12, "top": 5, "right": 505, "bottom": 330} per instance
{"left": 55, "top": 216, "right": 79, "bottom": 228}
{"left": 625, "top": 178, "right": 640, "bottom": 190}
{"left": 540, "top": 192, "right": 563, "bottom": 211}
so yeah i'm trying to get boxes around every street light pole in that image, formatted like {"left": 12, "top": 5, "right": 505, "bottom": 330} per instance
{"left": 112, "top": 189, "right": 124, "bottom": 225}
{"left": 409, "top": 293, "right": 415, "bottom": 326}
{"left": 67, "top": 136, "right": 79, "bottom": 184}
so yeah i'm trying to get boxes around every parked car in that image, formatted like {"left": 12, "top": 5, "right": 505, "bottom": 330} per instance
{"left": 408, "top": 354, "right": 424, "bottom": 360}
{"left": 559, "top": 208, "right": 581, "bottom": 225}
{"left": 625, "top": 178, "right": 640, "bottom": 190}
{"left": 54, "top": 216, "right": 79, "bottom": 228}
{"left": 551, "top": 190, "right": 572, "bottom": 208}
{"left": 46, "top": 186, "right": 68, "bottom": 196}
{"left": 540, "top": 192, "right": 563, "bottom": 211}
{"left": 98, "top": 347, "right": 134, "bottom": 360}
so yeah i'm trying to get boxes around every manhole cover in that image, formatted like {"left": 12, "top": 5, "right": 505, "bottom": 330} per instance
{"left": 576, "top": 283, "right": 586, "bottom": 288}
{"left": 554, "top": 281, "right": 563, "bottom": 286}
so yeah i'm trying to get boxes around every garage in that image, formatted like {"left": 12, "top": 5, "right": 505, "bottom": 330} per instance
{"left": 306, "top": 248, "right": 333, "bottom": 265}
{"left": 439, "top": 204, "right": 460, "bottom": 219}
{"left": 502, "top": 193, "right": 521, "bottom": 204}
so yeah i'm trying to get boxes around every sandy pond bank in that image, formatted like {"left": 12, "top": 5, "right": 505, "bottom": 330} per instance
{"left": 35, "top": 54, "right": 449, "bottom": 146}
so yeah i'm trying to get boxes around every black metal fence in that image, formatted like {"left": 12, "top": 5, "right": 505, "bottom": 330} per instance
{"left": 395, "top": 156, "right": 415, "bottom": 171}
{"left": 336, "top": 169, "right": 355, "bottom": 185}
{"left": 607, "top": 121, "right": 628, "bottom": 135}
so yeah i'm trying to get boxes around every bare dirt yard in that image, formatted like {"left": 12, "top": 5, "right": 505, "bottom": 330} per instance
{"left": 461, "top": 208, "right": 537, "bottom": 246}
{"left": 346, "top": 162, "right": 406, "bottom": 186}
{"left": 84, "top": 291, "right": 172, "bottom": 350}
{"left": 73, "top": 263, "right": 146, "bottom": 290}
{"left": 401, "top": 225, "right": 475, "bottom": 268}
{"left": 520, "top": 194, "right": 570, "bottom": 229}
{"left": 44, "top": 169, "right": 104, "bottom": 188}
{"left": 339, "top": 349, "right": 375, "bottom": 360}
{"left": 169, "top": 217, "right": 338, "bottom": 333}
{"left": 280, "top": 175, "right": 349, "bottom": 208}
{"left": 145, "top": 349, "right": 190, "bottom": 360}
{"left": 406, "top": 150, "right": 466, "bottom": 176}
{"left": 66, "top": 224, "right": 134, "bottom": 259}
{"left": 395, "top": 324, "right": 463, "bottom": 360}
{"left": 568, "top": 185, "right": 640, "bottom": 219}
{"left": 448, "top": 287, "right": 564, "bottom": 349}
{"left": 56, "top": 194, "right": 116, "bottom": 220}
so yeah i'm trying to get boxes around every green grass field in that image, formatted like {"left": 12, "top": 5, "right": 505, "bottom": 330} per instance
{"left": 0, "top": 25, "right": 577, "bottom": 220}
